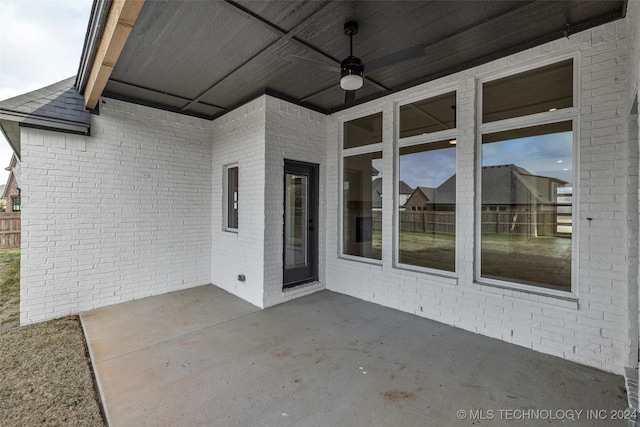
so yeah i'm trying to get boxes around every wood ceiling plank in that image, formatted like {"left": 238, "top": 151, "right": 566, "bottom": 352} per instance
{"left": 97, "top": 0, "right": 625, "bottom": 115}
{"left": 179, "top": 0, "right": 333, "bottom": 111}
{"left": 84, "top": 0, "right": 145, "bottom": 109}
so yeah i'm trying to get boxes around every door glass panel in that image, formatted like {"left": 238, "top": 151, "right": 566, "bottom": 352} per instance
{"left": 285, "top": 173, "right": 308, "bottom": 269}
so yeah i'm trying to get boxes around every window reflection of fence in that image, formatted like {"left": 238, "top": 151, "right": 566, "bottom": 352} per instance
{"left": 373, "top": 208, "right": 572, "bottom": 237}
{"left": 372, "top": 211, "right": 382, "bottom": 231}
{"left": 372, "top": 211, "right": 456, "bottom": 234}
{"left": 0, "top": 213, "right": 20, "bottom": 247}
{"left": 400, "top": 211, "right": 455, "bottom": 234}
{"left": 481, "top": 208, "right": 570, "bottom": 237}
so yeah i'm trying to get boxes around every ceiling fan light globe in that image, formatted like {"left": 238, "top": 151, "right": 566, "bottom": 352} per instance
{"left": 341, "top": 74, "right": 363, "bottom": 90}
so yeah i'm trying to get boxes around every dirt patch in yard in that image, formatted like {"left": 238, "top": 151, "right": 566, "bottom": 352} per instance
{"left": 0, "top": 249, "right": 105, "bottom": 426}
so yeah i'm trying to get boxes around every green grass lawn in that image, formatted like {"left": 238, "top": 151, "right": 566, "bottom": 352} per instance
{"left": 374, "top": 230, "right": 571, "bottom": 290}
{"left": 0, "top": 248, "right": 105, "bottom": 426}
{"left": 481, "top": 233, "right": 571, "bottom": 290}
{"left": 0, "top": 248, "right": 20, "bottom": 329}
{"left": 398, "top": 230, "right": 456, "bottom": 272}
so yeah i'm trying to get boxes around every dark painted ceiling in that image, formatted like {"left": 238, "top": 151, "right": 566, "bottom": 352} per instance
{"left": 103, "top": 0, "right": 626, "bottom": 120}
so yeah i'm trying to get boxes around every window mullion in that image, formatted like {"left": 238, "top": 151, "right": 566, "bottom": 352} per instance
{"left": 343, "top": 143, "right": 383, "bottom": 158}
{"left": 398, "top": 129, "right": 457, "bottom": 148}
{"left": 480, "top": 108, "right": 578, "bottom": 134}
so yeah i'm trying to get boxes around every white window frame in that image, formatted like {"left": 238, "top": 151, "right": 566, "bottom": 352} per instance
{"left": 339, "top": 108, "right": 384, "bottom": 265}
{"left": 475, "top": 52, "right": 580, "bottom": 299}
{"left": 394, "top": 86, "right": 459, "bottom": 277}
{"left": 224, "top": 163, "right": 239, "bottom": 233}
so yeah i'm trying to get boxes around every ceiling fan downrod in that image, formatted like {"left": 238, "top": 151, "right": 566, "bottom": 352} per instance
{"left": 340, "top": 21, "right": 363, "bottom": 91}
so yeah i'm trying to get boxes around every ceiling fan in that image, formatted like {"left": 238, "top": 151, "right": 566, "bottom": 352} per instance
{"left": 339, "top": 21, "right": 364, "bottom": 103}
{"left": 291, "top": 21, "right": 428, "bottom": 104}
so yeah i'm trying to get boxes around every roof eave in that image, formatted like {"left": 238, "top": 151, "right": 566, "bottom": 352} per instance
{"left": 76, "top": 0, "right": 114, "bottom": 95}
{"left": 0, "top": 110, "right": 90, "bottom": 135}
{"left": 0, "top": 110, "right": 91, "bottom": 160}
{"left": 0, "top": 120, "right": 19, "bottom": 160}
{"left": 79, "top": 0, "right": 146, "bottom": 110}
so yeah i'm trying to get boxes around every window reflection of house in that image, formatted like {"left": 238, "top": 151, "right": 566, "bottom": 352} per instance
{"left": 404, "top": 187, "right": 436, "bottom": 211}
{"left": 397, "top": 181, "right": 414, "bottom": 209}
{"left": 371, "top": 177, "right": 383, "bottom": 212}
{"left": 435, "top": 164, "right": 568, "bottom": 236}
{"left": 371, "top": 177, "right": 413, "bottom": 211}
{"left": 399, "top": 164, "right": 570, "bottom": 238}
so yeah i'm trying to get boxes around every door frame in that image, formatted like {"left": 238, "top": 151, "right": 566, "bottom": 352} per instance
{"left": 283, "top": 160, "right": 319, "bottom": 288}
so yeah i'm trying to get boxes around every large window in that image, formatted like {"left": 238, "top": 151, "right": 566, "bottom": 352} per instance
{"left": 342, "top": 112, "right": 383, "bottom": 260}
{"left": 479, "top": 58, "right": 575, "bottom": 292}
{"left": 226, "top": 165, "right": 238, "bottom": 230}
{"left": 397, "top": 91, "right": 457, "bottom": 272}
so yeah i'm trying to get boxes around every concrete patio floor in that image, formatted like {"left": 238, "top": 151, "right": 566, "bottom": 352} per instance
{"left": 81, "top": 285, "right": 628, "bottom": 426}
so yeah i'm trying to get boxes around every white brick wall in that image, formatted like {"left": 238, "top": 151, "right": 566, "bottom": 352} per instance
{"left": 624, "top": 0, "right": 640, "bottom": 392}
{"left": 20, "top": 98, "right": 212, "bottom": 324}
{"left": 326, "top": 21, "right": 631, "bottom": 374}
{"left": 210, "top": 95, "right": 327, "bottom": 308}
{"left": 628, "top": 0, "right": 640, "bottom": 106}
{"left": 263, "top": 96, "right": 327, "bottom": 307}
{"left": 211, "top": 97, "right": 266, "bottom": 308}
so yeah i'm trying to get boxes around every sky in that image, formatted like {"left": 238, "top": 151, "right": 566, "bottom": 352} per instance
{"left": 482, "top": 131, "right": 573, "bottom": 185}
{"left": 399, "top": 147, "right": 456, "bottom": 189}
{"left": 397, "top": 131, "right": 573, "bottom": 190}
{"left": 0, "top": 0, "right": 92, "bottom": 183}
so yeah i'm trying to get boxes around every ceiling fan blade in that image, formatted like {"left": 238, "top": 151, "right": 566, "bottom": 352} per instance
{"left": 344, "top": 90, "right": 356, "bottom": 104}
{"left": 364, "top": 44, "right": 426, "bottom": 74}
{"left": 287, "top": 54, "right": 341, "bottom": 72}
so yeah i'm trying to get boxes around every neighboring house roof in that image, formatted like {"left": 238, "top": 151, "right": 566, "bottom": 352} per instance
{"left": 2, "top": 175, "right": 17, "bottom": 202}
{"left": 371, "top": 178, "right": 413, "bottom": 209}
{"left": 404, "top": 186, "right": 436, "bottom": 208}
{"left": 372, "top": 177, "right": 383, "bottom": 209}
{"left": 2, "top": 154, "right": 19, "bottom": 200}
{"left": 0, "top": 77, "right": 91, "bottom": 158}
{"left": 435, "top": 164, "right": 567, "bottom": 205}
{"left": 417, "top": 186, "right": 436, "bottom": 201}
{"left": 398, "top": 181, "right": 413, "bottom": 195}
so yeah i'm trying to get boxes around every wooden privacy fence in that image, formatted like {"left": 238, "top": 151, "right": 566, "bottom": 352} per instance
{"left": 372, "top": 211, "right": 456, "bottom": 234}
{"left": 373, "top": 209, "right": 571, "bottom": 237}
{"left": 0, "top": 213, "right": 21, "bottom": 248}
{"left": 399, "top": 211, "right": 455, "bottom": 234}
{"left": 480, "top": 210, "right": 570, "bottom": 236}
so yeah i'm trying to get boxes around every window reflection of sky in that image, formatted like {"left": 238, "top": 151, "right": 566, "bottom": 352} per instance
{"left": 483, "top": 131, "right": 573, "bottom": 184}
{"left": 398, "top": 148, "right": 456, "bottom": 189}
{"left": 392, "top": 131, "right": 572, "bottom": 190}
